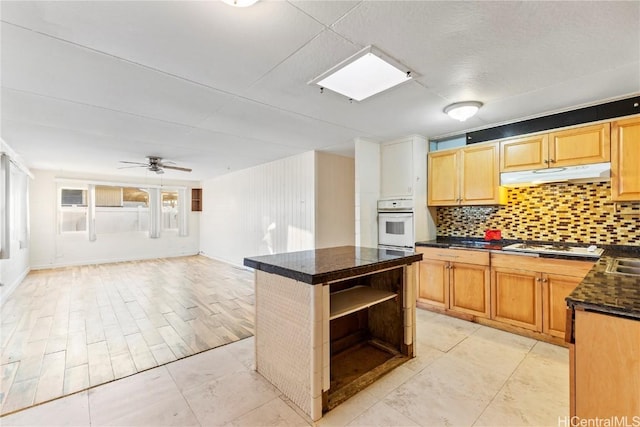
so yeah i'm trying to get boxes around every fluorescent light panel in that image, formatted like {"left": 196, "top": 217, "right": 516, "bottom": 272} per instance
{"left": 311, "top": 46, "right": 413, "bottom": 101}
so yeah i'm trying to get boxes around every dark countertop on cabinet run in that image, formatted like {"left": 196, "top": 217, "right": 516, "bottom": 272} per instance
{"left": 243, "top": 246, "right": 423, "bottom": 285}
{"left": 415, "top": 237, "right": 640, "bottom": 319}
{"left": 566, "top": 250, "right": 640, "bottom": 320}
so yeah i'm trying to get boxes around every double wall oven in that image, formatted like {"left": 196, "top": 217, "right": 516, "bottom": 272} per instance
{"left": 377, "top": 199, "right": 414, "bottom": 251}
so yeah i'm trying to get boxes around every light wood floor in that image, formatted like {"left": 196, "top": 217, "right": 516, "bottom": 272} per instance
{"left": 0, "top": 255, "right": 255, "bottom": 415}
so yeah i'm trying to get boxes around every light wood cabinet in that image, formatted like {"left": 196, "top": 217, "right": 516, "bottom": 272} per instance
{"left": 428, "top": 142, "right": 505, "bottom": 206}
{"left": 611, "top": 116, "right": 640, "bottom": 201}
{"left": 417, "top": 257, "right": 448, "bottom": 309}
{"left": 542, "top": 273, "right": 583, "bottom": 338}
{"left": 571, "top": 310, "right": 640, "bottom": 418}
{"left": 500, "top": 134, "right": 548, "bottom": 172}
{"left": 491, "top": 266, "right": 542, "bottom": 331}
{"left": 491, "top": 254, "right": 593, "bottom": 334}
{"left": 416, "top": 247, "right": 490, "bottom": 318}
{"left": 427, "top": 150, "right": 458, "bottom": 205}
{"left": 500, "top": 123, "right": 610, "bottom": 172}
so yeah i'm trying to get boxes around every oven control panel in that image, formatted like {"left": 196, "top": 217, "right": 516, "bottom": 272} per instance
{"left": 377, "top": 199, "right": 413, "bottom": 211}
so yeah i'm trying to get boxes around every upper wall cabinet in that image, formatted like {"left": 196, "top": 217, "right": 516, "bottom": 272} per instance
{"left": 611, "top": 116, "right": 640, "bottom": 201}
{"left": 500, "top": 123, "right": 611, "bottom": 172}
{"left": 428, "top": 142, "right": 505, "bottom": 206}
{"left": 381, "top": 139, "right": 414, "bottom": 198}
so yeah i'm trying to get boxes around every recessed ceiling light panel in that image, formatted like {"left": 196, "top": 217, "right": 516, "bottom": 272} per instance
{"left": 309, "top": 46, "right": 415, "bottom": 102}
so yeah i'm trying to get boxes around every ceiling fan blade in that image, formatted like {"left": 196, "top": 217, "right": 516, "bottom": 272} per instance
{"left": 117, "top": 165, "right": 147, "bottom": 169}
{"left": 119, "top": 161, "right": 148, "bottom": 166}
{"left": 162, "top": 165, "right": 192, "bottom": 172}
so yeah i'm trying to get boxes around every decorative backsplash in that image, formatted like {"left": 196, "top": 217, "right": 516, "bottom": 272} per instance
{"left": 436, "top": 182, "right": 640, "bottom": 246}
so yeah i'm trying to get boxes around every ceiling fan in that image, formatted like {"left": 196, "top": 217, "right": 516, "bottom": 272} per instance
{"left": 119, "top": 156, "right": 192, "bottom": 174}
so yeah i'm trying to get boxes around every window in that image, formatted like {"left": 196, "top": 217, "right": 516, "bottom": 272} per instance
{"left": 0, "top": 154, "right": 8, "bottom": 259}
{"left": 11, "top": 164, "right": 29, "bottom": 249}
{"left": 61, "top": 189, "right": 87, "bottom": 206}
{"left": 59, "top": 187, "right": 88, "bottom": 232}
{"left": 161, "top": 190, "right": 179, "bottom": 230}
{"left": 94, "top": 186, "right": 149, "bottom": 234}
{"left": 57, "top": 180, "right": 187, "bottom": 239}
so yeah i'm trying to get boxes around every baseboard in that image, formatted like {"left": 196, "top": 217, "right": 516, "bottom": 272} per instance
{"left": 30, "top": 251, "right": 200, "bottom": 271}
{"left": 0, "top": 266, "right": 31, "bottom": 306}
{"left": 198, "top": 251, "right": 251, "bottom": 271}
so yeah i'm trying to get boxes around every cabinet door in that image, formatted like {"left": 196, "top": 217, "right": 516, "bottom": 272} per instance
{"left": 460, "top": 143, "right": 502, "bottom": 205}
{"left": 491, "top": 267, "right": 542, "bottom": 331}
{"left": 549, "top": 123, "right": 610, "bottom": 167}
{"left": 574, "top": 310, "right": 640, "bottom": 418}
{"left": 449, "top": 262, "right": 490, "bottom": 318}
{"left": 500, "top": 134, "right": 548, "bottom": 172}
{"left": 381, "top": 140, "right": 413, "bottom": 198}
{"left": 611, "top": 117, "right": 640, "bottom": 201}
{"left": 427, "top": 150, "right": 458, "bottom": 206}
{"left": 417, "top": 258, "right": 448, "bottom": 308}
{"left": 542, "top": 274, "right": 580, "bottom": 338}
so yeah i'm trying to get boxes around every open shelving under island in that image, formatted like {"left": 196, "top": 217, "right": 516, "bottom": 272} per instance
{"left": 243, "top": 246, "right": 423, "bottom": 421}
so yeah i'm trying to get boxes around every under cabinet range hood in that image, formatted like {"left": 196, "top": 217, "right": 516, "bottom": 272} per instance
{"left": 500, "top": 162, "right": 611, "bottom": 187}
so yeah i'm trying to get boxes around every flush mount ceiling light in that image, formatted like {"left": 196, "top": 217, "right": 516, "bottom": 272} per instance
{"left": 309, "top": 46, "right": 415, "bottom": 102}
{"left": 221, "top": 0, "right": 258, "bottom": 7}
{"left": 444, "top": 101, "right": 483, "bottom": 122}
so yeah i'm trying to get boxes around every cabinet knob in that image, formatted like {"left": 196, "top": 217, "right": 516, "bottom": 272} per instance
{"left": 544, "top": 159, "right": 549, "bottom": 164}
{"left": 549, "top": 159, "right": 556, "bottom": 163}
{"left": 536, "top": 277, "right": 542, "bottom": 282}
{"left": 542, "top": 278, "right": 548, "bottom": 283}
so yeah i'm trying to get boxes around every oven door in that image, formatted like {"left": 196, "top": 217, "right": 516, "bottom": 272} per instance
{"left": 378, "top": 212, "right": 414, "bottom": 249}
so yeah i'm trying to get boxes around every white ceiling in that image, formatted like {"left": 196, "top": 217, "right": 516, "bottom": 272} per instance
{"left": 1, "top": 1, "right": 639, "bottom": 181}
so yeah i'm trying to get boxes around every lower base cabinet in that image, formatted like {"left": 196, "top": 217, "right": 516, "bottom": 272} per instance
{"left": 416, "top": 248, "right": 490, "bottom": 318}
{"left": 542, "top": 274, "right": 583, "bottom": 338}
{"left": 491, "top": 266, "right": 541, "bottom": 331}
{"left": 571, "top": 310, "right": 640, "bottom": 418}
{"left": 417, "top": 250, "right": 595, "bottom": 342}
{"left": 489, "top": 254, "right": 593, "bottom": 338}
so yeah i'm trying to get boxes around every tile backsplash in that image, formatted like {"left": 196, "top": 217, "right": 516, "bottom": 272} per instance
{"left": 436, "top": 182, "right": 640, "bottom": 246}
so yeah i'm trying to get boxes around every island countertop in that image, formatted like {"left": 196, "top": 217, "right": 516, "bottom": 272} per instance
{"left": 243, "top": 246, "right": 423, "bottom": 285}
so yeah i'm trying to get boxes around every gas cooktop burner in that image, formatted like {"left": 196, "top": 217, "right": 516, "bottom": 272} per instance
{"left": 503, "top": 243, "right": 603, "bottom": 258}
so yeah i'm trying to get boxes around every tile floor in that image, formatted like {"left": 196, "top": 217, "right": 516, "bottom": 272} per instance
{"left": 0, "top": 309, "right": 569, "bottom": 426}
{"left": 0, "top": 256, "right": 255, "bottom": 415}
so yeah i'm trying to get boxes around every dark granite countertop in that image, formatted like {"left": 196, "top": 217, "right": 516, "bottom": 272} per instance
{"left": 415, "top": 237, "right": 603, "bottom": 261}
{"left": 566, "top": 250, "right": 640, "bottom": 320}
{"left": 416, "top": 236, "right": 640, "bottom": 319}
{"left": 243, "top": 246, "right": 423, "bottom": 285}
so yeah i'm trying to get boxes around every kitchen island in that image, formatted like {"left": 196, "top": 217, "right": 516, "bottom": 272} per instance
{"left": 244, "top": 246, "right": 422, "bottom": 421}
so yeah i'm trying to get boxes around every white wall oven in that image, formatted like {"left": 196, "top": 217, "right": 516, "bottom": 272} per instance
{"left": 377, "top": 199, "right": 414, "bottom": 251}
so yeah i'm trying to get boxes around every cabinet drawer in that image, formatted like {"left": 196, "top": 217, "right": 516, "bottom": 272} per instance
{"left": 491, "top": 253, "right": 594, "bottom": 278}
{"left": 417, "top": 247, "right": 489, "bottom": 265}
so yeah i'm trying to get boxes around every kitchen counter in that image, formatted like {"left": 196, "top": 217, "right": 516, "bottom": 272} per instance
{"left": 566, "top": 249, "right": 640, "bottom": 320}
{"left": 244, "top": 246, "right": 422, "bottom": 284}
{"left": 415, "top": 237, "right": 640, "bottom": 319}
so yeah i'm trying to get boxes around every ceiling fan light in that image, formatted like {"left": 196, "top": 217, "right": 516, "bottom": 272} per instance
{"left": 444, "top": 101, "right": 483, "bottom": 122}
{"left": 221, "top": 0, "right": 259, "bottom": 7}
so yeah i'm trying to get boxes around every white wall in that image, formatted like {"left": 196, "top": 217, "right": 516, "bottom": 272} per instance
{"left": 355, "top": 138, "right": 380, "bottom": 248}
{"left": 315, "top": 152, "right": 355, "bottom": 249}
{"left": 0, "top": 141, "right": 31, "bottom": 303}
{"left": 199, "top": 151, "right": 356, "bottom": 267}
{"left": 200, "top": 151, "right": 316, "bottom": 266}
{"left": 29, "top": 169, "right": 200, "bottom": 269}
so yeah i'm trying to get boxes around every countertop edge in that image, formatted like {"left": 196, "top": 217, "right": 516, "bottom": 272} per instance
{"left": 244, "top": 251, "right": 423, "bottom": 285}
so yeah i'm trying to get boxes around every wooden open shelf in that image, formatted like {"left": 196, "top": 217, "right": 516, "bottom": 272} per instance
{"left": 329, "top": 286, "right": 396, "bottom": 320}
